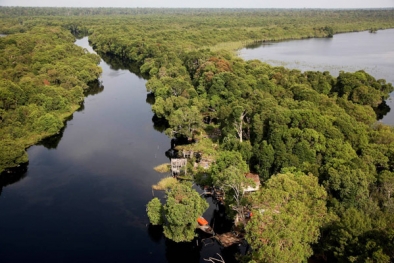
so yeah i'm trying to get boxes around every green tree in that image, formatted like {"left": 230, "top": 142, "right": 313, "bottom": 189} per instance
{"left": 0, "top": 139, "right": 28, "bottom": 173}
{"left": 212, "top": 165, "right": 253, "bottom": 224}
{"left": 320, "top": 208, "right": 394, "bottom": 263}
{"left": 210, "top": 151, "right": 250, "bottom": 223}
{"left": 163, "top": 184, "right": 208, "bottom": 242}
{"left": 33, "top": 113, "right": 63, "bottom": 134}
{"left": 245, "top": 170, "right": 328, "bottom": 263}
{"left": 146, "top": 184, "right": 208, "bottom": 243}
{"left": 146, "top": 197, "right": 163, "bottom": 225}
{"left": 165, "top": 106, "right": 202, "bottom": 139}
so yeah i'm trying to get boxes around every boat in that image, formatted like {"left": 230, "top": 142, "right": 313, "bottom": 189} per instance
{"left": 197, "top": 216, "right": 215, "bottom": 235}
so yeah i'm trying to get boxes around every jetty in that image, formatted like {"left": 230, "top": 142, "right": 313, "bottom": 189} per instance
{"left": 214, "top": 231, "right": 244, "bottom": 247}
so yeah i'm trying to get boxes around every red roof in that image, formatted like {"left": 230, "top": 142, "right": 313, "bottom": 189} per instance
{"left": 197, "top": 217, "right": 208, "bottom": 226}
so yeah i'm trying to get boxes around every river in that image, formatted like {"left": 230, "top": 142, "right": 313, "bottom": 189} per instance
{"left": 0, "top": 37, "right": 235, "bottom": 263}
{"left": 239, "top": 29, "right": 394, "bottom": 124}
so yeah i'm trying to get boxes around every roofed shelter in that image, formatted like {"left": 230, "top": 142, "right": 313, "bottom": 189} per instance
{"left": 243, "top": 173, "right": 260, "bottom": 193}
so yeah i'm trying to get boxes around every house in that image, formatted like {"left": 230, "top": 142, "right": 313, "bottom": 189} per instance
{"left": 171, "top": 158, "right": 187, "bottom": 176}
{"left": 243, "top": 173, "right": 260, "bottom": 193}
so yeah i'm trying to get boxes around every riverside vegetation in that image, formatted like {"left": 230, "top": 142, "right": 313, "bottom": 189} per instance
{"left": 0, "top": 25, "right": 102, "bottom": 172}
{"left": 1, "top": 7, "right": 394, "bottom": 262}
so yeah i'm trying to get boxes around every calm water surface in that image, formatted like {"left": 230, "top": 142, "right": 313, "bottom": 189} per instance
{"left": 239, "top": 29, "right": 394, "bottom": 124}
{"left": 0, "top": 37, "right": 234, "bottom": 263}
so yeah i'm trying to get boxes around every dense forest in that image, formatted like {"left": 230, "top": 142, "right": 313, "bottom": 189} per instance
{"left": 1, "top": 7, "right": 394, "bottom": 262}
{"left": 0, "top": 24, "right": 101, "bottom": 173}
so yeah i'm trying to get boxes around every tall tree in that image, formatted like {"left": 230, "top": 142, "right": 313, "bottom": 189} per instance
{"left": 165, "top": 106, "right": 202, "bottom": 139}
{"left": 210, "top": 151, "right": 250, "bottom": 223}
{"left": 245, "top": 170, "right": 328, "bottom": 263}
{"left": 146, "top": 184, "right": 208, "bottom": 243}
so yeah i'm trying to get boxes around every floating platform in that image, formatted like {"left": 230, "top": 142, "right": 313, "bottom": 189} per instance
{"left": 197, "top": 224, "right": 215, "bottom": 235}
{"left": 214, "top": 232, "right": 244, "bottom": 247}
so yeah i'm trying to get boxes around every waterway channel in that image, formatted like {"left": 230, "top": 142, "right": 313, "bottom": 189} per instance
{"left": 0, "top": 37, "right": 235, "bottom": 263}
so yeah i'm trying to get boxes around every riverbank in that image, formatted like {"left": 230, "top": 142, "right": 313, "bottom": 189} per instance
{"left": 0, "top": 28, "right": 102, "bottom": 173}
{"left": 0, "top": 36, "right": 172, "bottom": 263}
{"left": 210, "top": 27, "right": 394, "bottom": 52}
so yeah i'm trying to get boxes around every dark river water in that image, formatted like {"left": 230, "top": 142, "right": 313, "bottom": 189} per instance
{"left": 239, "top": 29, "right": 394, "bottom": 124}
{"left": 1, "top": 30, "right": 393, "bottom": 262}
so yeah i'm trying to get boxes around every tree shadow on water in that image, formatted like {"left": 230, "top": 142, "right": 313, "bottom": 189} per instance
{"left": 147, "top": 224, "right": 164, "bottom": 244}
{"left": 165, "top": 238, "right": 201, "bottom": 263}
{"left": 98, "top": 52, "right": 149, "bottom": 80}
{"left": 146, "top": 92, "right": 155, "bottom": 105}
{"left": 84, "top": 79, "right": 104, "bottom": 97}
{"left": 36, "top": 123, "right": 67, "bottom": 150}
{"left": 152, "top": 114, "right": 169, "bottom": 134}
{"left": 0, "top": 162, "right": 28, "bottom": 196}
{"left": 374, "top": 100, "right": 391, "bottom": 120}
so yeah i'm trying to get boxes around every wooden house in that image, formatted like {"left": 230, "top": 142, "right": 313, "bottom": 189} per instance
{"left": 243, "top": 173, "right": 260, "bottom": 193}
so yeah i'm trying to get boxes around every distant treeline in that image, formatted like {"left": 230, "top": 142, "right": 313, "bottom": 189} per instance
{"left": 1, "top": 6, "right": 394, "bottom": 16}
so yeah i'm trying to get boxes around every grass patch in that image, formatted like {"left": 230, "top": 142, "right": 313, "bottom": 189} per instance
{"left": 177, "top": 175, "right": 194, "bottom": 181}
{"left": 207, "top": 40, "right": 250, "bottom": 52}
{"left": 154, "top": 163, "right": 171, "bottom": 173}
{"left": 152, "top": 177, "right": 178, "bottom": 191}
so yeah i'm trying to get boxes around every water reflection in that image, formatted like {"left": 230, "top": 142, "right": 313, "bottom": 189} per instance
{"left": 147, "top": 224, "right": 164, "bottom": 244}
{"left": 37, "top": 125, "right": 67, "bottom": 150}
{"left": 210, "top": 204, "right": 233, "bottom": 234}
{"left": 35, "top": 80, "right": 104, "bottom": 150}
{"left": 152, "top": 115, "right": 169, "bottom": 133}
{"left": 146, "top": 92, "right": 155, "bottom": 105}
{"left": 84, "top": 79, "right": 104, "bottom": 97}
{"left": 245, "top": 40, "right": 274, "bottom": 49}
{"left": 98, "top": 52, "right": 149, "bottom": 79}
{"left": 0, "top": 163, "right": 28, "bottom": 196}
{"left": 374, "top": 101, "right": 391, "bottom": 120}
{"left": 165, "top": 239, "right": 201, "bottom": 263}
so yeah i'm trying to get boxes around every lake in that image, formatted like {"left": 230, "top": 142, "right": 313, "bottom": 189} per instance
{"left": 239, "top": 29, "right": 394, "bottom": 124}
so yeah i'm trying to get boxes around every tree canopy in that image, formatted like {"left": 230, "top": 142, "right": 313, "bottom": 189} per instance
{"left": 245, "top": 170, "right": 328, "bottom": 263}
{"left": 0, "top": 26, "right": 101, "bottom": 172}
{"left": 146, "top": 183, "right": 208, "bottom": 242}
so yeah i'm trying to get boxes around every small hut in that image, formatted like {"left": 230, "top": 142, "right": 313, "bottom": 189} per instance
{"left": 171, "top": 158, "right": 187, "bottom": 176}
{"left": 243, "top": 173, "right": 260, "bottom": 193}
{"left": 182, "top": 150, "right": 194, "bottom": 159}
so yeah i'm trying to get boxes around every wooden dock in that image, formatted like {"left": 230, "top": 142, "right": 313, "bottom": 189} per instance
{"left": 214, "top": 232, "right": 244, "bottom": 247}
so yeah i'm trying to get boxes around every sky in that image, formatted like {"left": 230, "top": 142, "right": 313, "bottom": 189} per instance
{"left": 1, "top": 0, "right": 394, "bottom": 9}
